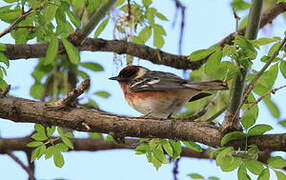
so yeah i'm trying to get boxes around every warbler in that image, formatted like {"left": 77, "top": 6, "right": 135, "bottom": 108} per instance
{"left": 109, "top": 65, "right": 228, "bottom": 118}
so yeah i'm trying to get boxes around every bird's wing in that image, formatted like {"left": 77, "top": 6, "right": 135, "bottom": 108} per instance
{"left": 129, "top": 71, "right": 193, "bottom": 92}
{"left": 129, "top": 71, "right": 228, "bottom": 92}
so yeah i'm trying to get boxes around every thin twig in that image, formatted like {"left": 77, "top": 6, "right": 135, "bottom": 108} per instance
{"left": 172, "top": 158, "right": 180, "bottom": 180}
{"left": 6, "top": 151, "right": 35, "bottom": 180}
{"left": 0, "top": 84, "right": 11, "bottom": 97}
{"left": 232, "top": 7, "right": 241, "bottom": 32}
{"left": 47, "top": 79, "right": 90, "bottom": 109}
{"left": 246, "top": 85, "right": 286, "bottom": 111}
{"left": 0, "top": 6, "right": 42, "bottom": 39}
{"left": 233, "top": 35, "right": 286, "bottom": 120}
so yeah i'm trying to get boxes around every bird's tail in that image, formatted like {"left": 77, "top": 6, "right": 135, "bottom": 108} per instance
{"left": 185, "top": 80, "right": 228, "bottom": 91}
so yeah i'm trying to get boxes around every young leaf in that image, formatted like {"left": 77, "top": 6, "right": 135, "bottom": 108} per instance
{"left": 30, "top": 83, "right": 44, "bottom": 100}
{"left": 80, "top": 62, "right": 104, "bottom": 71}
{"left": 66, "top": 10, "right": 81, "bottom": 27}
{"left": 27, "top": 141, "right": 44, "bottom": 147}
{"left": 187, "top": 173, "right": 204, "bottom": 179}
{"left": 138, "top": 26, "right": 152, "bottom": 43}
{"left": 183, "top": 141, "right": 203, "bottom": 152}
{"left": 94, "top": 18, "right": 109, "bottom": 38}
{"left": 94, "top": 91, "right": 111, "bottom": 98}
{"left": 142, "top": 0, "right": 152, "bottom": 7}
{"left": 245, "top": 160, "right": 264, "bottom": 175}
{"left": 221, "top": 131, "right": 245, "bottom": 146}
{"left": 189, "top": 49, "right": 215, "bottom": 62}
{"left": 155, "top": 12, "right": 168, "bottom": 21}
{"left": 257, "top": 168, "right": 270, "bottom": 180}
{"left": 62, "top": 38, "right": 80, "bottom": 64}
{"left": 44, "top": 36, "right": 58, "bottom": 65}
{"left": 247, "top": 124, "right": 273, "bottom": 136}
{"left": 0, "top": 52, "right": 9, "bottom": 67}
{"left": 267, "top": 156, "right": 286, "bottom": 169}
{"left": 275, "top": 170, "right": 286, "bottom": 180}
{"left": 53, "top": 152, "right": 65, "bottom": 168}
{"left": 237, "top": 164, "right": 251, "bottom": 180}
{"left": 280, "top": 61, "right": 286, "bottom": 79}
{"left": 61, "top": 136, "right": 74, "bottom": 149}
{"left": 279, "top": 120, "right": 286, "bottom": 128}
{"left": 162, "top": 142, "right": 174, "bottom": 157}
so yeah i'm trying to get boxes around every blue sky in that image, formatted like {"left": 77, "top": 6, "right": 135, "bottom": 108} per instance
{"left": 0, "top": 0, "right": 285, "bottom": 179}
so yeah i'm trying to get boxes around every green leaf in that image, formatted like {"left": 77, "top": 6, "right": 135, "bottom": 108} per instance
{"left": 155, "top": 12, "right": 168, "bottom": 21}
{"left": 257, "top": 168, "right": 270, "bottom": 180}
{"left": 142, "top": 0, "right": 152, "bottom": 7}
{"left": 31, "top": 132, "right": 48, "bottom": 141}
{"left": 280, "top": 61, "right": 286, "bottom": 79}
{"left": 46, "top": 126, "right": 56, "bottom": 136}
{"left": 275, "top": 170, "right": 286, "bottom": 180}
{"left": 0, "top": 43, "right": 6, "bottom": 51}
{"left": 45, "top": 146, "right": 56, "bottom": 159}
{"left": 88, "top": 99, "right": 99, "bottom": 108}
{"left": 254, "top": 64, "right": 278, "bottom": 94}
{"left": 279, "top": 120, "right": 286, "bottom": 128}
{"left": 263, "top": 96, "right": 280, "bottom": 118}
{"left": 162, "top": 142, "right": 173, "bottom": 157}
{"left": 94, "top": 18, "right": 109, "bottom": 37}
{"left": 268, "top": 156, "right": 286, "bottom": 169}
{"left": 237, "top": 164, "right": 251, "bottom": 180}
{"left": 62, "top": 38, "right": 80, "bottom": 64}
{"left": 0, "top": 52, "right": 9, "bottom": 67}
{"left": 30, "top": 83, "right": 44, "bottom": 99}
{"left": 31, "top": 145, "right": 46, "bottom": 162}
{"left": 94, "top": 91, "right": 111, "bottom": 98}
{"left": 43, "top": 4, "right": 58, "bottom": 22}
{"left": 61, "top": 136, "right": 74, "bottom": 149}
{"left": 153, "top": 145, "right": 168, "bottom": 163}
{"left": 57, "top": 127, "right": 64, "bottom": 136}
{"left": 3, "top": 0, "right": 19, "bottom": 3}
{"left": 0, "top": 78, "right": 8, "bottom": 89}
{"left": 71, "top": 0, "right": 85, "bottom": 9}
{"left": 170, "top": 141, "right": 181, "bottom": 158}
{"left": 231, "top": 0, "right": 250, "bottom": 11}
{"left": 183, "top": 141, "right": 203, "bottom": 152}
{"left": 66, "top": 10, "right": 81, "bottom": 27}
{"left": 204, "top": 49, "right": 222, "bottom": 75}
{"left": 187, "top": 173, "right": 204, "bottom": 179}
{"left": 54, "top": 143, "right": 69, "bottom": 152}
{"left": 138, "top": 26, "right": 152, "bottom": 43}
{"left": 43, "top": 36, "right": 59, "bottom": 65}
{"left": 189, "top": 49, "right": 215, "bottom": 62}
{"left": 208, "top": 177, "right": 219, "bottom": 180}
{"left": 247, "top": 124, "right": 273, "bottom": 136}
{"left": 88, "top": 132, "right": 103, "bottom": 139}
{"left": 245, "top": 160, "right": 264, "bottom": 175}
{"left": 241, "top": 94, "right": 258, "bottom": 129}
{"left": 53, "top": 152, "right": 65, "bottom": 168}
{"left": 221, "top": 131, "right": 245, "bottom": 146}
{"left": 268, "top": 42, "right": 281, "bottom": 57}
{"left": 64, "top": 132, "right": 74, "bottom": 138}
{"left": 253, "top": 37, "right": 280, "bottom": 46}
{"left": 80, "top": 62, "right": 104, "bottom": 71}
{"left": 27, "top": 141, "right": 44, "bottom": 147}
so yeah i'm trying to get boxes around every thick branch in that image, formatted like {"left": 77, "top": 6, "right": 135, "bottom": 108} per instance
{"left": 221, "top": 0, "right": 263, "bottom": 132}
{"left": 0, "top": 137, "right": 283, "bottom": 168}
{"left": 0, "top": 96, "right": 286, "bottom": 151}
{"left": 3, "top": 3, "right": 286, "bottom": 70}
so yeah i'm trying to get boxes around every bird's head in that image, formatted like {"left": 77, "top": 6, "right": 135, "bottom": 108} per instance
{"left": 109, "top": 65, "right": 149, "bottom": 82}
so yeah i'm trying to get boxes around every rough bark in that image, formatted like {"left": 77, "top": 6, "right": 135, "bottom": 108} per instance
{"left": 0, "top": 96, "right": 285, "bottom": 151}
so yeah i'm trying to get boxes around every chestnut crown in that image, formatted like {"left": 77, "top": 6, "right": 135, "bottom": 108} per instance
{"left": 109, "top": 66, "right": 146, "bottom": 81}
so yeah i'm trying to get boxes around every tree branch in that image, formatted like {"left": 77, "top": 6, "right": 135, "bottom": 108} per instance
{"left": 0, "top": 95, "right": 286, "bottom": 151}
{"left": 221, "top": 0, "right": 263, "bottom": 133}
{"left": 0, "top": 137, "right": 283, "bottom": 170}
{"left": 5, "top": 151, "right": 35, "bottom": 180}
{"left": 3, "top": 3, "right": 286, "bottom": 70}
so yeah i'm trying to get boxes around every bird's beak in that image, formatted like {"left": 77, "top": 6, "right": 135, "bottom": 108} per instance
{"left": 109, "top": 76, "right": 121, "bottom": 81}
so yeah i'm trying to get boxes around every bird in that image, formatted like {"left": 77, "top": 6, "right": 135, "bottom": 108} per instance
{"left": 109, "top": 65, "right": 228, "bottom": 119}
